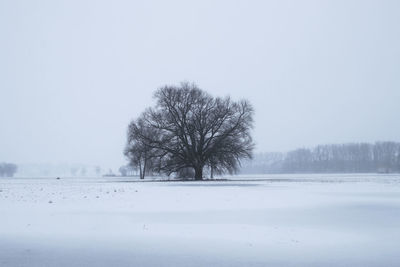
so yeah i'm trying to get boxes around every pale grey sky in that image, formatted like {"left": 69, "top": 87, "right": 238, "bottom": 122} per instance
{"left": 1, "top": 0, "right": 399, "bottom": 169}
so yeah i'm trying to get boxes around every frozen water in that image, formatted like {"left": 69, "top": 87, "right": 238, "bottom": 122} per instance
{"left": 1, "top": 174, "right": 400, "bottom": 266}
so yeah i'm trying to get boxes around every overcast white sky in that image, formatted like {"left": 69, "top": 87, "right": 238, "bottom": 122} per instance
{"left": 1, "top": 0, "right": 399, "bottom": 169}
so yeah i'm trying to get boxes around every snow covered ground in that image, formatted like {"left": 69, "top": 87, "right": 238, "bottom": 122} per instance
{"left": 1, "top": 174, "right": 400, "bottom": 266}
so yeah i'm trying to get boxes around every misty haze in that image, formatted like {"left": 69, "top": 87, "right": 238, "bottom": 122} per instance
{"left": 1, "top": 1, "right": 400, "bottom": 266}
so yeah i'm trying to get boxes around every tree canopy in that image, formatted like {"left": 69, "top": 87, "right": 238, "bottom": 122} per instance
{"left": 124, "top": 83, "right": 254, "bottom": 180}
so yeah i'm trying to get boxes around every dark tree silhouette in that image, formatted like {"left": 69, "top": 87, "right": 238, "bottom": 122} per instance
{"left": 125, "top": 82, "right": 254, "bottom": 180}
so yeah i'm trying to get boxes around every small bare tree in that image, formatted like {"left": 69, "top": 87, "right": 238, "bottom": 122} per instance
{"left": 125, "top": 82, "right": 254, "bottom": 180}
{"left": 0, "top": 163, "right": 18, "bottom": 177}
{"left": 119, "top": 165, "right": 128, "bottom": 176}
{"left": 94, "top": 166, "right": 101, "bottom": 177}
{"left": 124, "top": 118, "right": 159, "bottom": 179}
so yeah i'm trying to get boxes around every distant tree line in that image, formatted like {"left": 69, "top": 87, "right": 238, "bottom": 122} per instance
{"left": 241, "top": 142, "right": 400, "bottom": 174}
{"left": 0, "top": 162, "right": 18, "bottom": 177}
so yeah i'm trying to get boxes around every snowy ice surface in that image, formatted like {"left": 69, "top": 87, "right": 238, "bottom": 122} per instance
{"left": 1, "top": 174, "right": 400, "bottom": 266}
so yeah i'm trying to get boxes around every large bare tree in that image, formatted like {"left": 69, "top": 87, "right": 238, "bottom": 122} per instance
{"left": 125, "top": 82, "right": 254, "bottom": 180}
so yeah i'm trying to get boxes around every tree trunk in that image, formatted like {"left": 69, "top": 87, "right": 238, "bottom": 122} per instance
{"left": 194, "top": 166, "right": 203, "bottom": 180}
{"left": 142, "top": 157, "right": 147, "bottom": 179}
{"left": 139, "top": 158, "right": 144, "bottom": 179}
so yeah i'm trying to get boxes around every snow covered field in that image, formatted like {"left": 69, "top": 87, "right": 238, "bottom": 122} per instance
{"left": 1, "top": 174, "right": 400, "bottom": 267}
